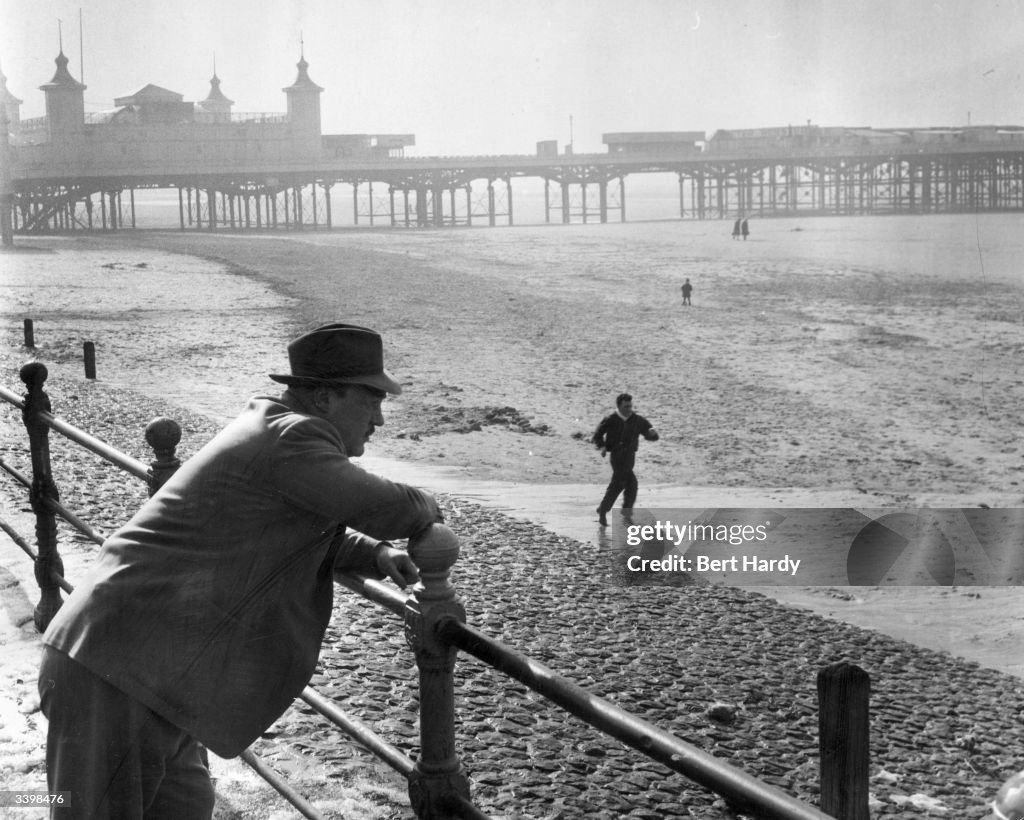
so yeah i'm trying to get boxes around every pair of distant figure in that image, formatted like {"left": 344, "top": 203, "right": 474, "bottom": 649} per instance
{"left": 731, "top": 217, "right": 750, "bottom": 240}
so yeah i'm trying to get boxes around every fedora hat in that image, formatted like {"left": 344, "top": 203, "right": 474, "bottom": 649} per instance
{"left": 269, "top": 323, "right": 403, "bottom": 394}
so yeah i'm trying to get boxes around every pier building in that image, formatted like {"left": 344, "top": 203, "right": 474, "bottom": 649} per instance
{"left": 4, "top": 48, "right": 1024, "bottom": 242}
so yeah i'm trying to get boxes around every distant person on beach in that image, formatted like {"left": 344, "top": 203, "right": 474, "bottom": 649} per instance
{"left": 38, "top": 323, "right": 441, "bottom": 818}
{"left": 592, "top": 393, "right": 660, "bottom": 526}
{"left": 681, "top": 278, "right": 693, "bottom": 306}
{"left": 732, "top": 218, "right": 741, "bottom": 239}
{"left": 741, "top": 218, "right": 750, "bottom": 240}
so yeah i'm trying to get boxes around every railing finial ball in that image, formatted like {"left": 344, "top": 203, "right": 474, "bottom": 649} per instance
{"left": 145, "top": 417, "right": 182, "bottom": 452}
{"left": 408, "top": 523, "right": 460, "bottom": 574}
{"left": 19, "top": 361, "right": 49, "bottom": 387}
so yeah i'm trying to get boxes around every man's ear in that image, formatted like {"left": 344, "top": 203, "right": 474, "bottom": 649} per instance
{"left": 311, "top": 386, "right": 334, "bottom": 413}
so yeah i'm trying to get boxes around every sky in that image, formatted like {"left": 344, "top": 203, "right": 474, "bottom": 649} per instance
{"left": 3, "top": 0, "right": 1024, "bottom": 156}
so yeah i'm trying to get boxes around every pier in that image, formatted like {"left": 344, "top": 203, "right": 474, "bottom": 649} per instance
{"left": 4, "top": 50, "right": 1024, "bottom": 241}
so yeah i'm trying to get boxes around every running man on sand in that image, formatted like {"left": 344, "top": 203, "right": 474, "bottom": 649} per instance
{"left": 592, "top": 393, "right": 660, "bottom": 526}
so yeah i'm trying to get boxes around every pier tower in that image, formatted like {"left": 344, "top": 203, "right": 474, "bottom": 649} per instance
{"left": 283, "top": 52, "right": 323, "bottom": 140}
{"left": 39, "top": 50, "right": 84, "bottom": 139}
{"left": 0, "top": 64, "right": 22, "bottom": 133}
{"left": 196, "top": 71, "right": 234, "bottom": 123}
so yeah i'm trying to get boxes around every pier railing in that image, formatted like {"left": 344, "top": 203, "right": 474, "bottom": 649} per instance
{"left": 0, "top": 360, "right": 866, "bottom": 820}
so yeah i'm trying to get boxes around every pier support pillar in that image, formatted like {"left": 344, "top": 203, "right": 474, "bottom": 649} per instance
{"left": 416, "top": 186, "right": 428, "bottom": 227}
{"left": 433, "top": 187, "right": 444, "bottom": 227}
{"left": 207, "top": 188, "right": 217, "bottom": 231}
{"left": 1, "top": 194, "right": 13, "bottom": 246}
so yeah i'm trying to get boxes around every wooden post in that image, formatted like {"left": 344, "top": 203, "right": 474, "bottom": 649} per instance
{"left": 20, "top": 363, "right": 66, "bottom": 631}
{"left": 83, "top": 341, "right": 96, "bottom": 379}
{"left": 23, "top": 319, "right": 35, "bottom": 348}
{"left": 405, "top": 524, "right": 470, "bottom": 819}
{"left": 145, "top": 417, "right": 182, "bottom": 495}
{"left": 818, "top": 662, "right": 870, "bottom": 819}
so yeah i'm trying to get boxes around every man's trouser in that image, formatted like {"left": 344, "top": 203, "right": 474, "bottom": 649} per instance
{"left": 598, "top": 449, "right": 638, "bottom": 513}
{"left": 38, "top": 646, "right": 215, "bottom": 820}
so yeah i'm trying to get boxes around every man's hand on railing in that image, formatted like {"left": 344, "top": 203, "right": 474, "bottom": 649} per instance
{"left": 373, "top": 541, "right": 421, "bottom": 589}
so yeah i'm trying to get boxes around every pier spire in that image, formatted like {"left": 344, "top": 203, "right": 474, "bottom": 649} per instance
{"left": 282, "top": 44, "right": 323, "bottom": 139}
{"left": 40, "top": 45, "right": 86, "bottom": 138}
{"left": 0, "top": 60, "right": 23, "bottom": 132}
{"left": 197, "top": 58, "right": 233, "bottom": 122}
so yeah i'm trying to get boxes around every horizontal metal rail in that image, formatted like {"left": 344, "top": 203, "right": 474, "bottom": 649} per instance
{"left": 336, "top": 570, "right": 826, "bottom": 817}
{"left": 335, "top": 570, "right": 406, "bottom": 616}
{"left": 439, "top": 617, "right": 832, "bottom": 820}
{"left": 0, "top": 384, "right": 151, "bottom": 482}
{"left": 300, "top": 684, "right": 414, "bottom": 779}
{"left": 0, "top": 515, "right": 37, "bottom": 561}
{"left": 0, "top": 514, "right": 74, "bottom": 595}
{"left": 238, "top": 749, "right": 324, "bottom": 820}
{"left": 0, "top": 456, "right": 107, "bottom": 546}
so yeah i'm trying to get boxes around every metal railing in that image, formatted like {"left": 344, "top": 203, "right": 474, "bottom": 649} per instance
{"left": 0, "top": 359, "right": 867, "bottom": 819}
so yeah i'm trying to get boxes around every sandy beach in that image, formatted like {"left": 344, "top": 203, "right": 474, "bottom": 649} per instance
{"left": 1, "top": 213, "right": 1023, "bottom": 816}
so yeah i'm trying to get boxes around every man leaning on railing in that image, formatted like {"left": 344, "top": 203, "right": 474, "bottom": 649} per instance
{"left": 37, "top": 322, "right": 442, "bottom": 819}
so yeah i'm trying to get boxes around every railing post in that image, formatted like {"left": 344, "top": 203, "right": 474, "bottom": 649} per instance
{"left": 145, "top": 417, "right": 182, "bottom": 495}
{"left": 818, "top": 662, "right": 871, "bottom": 819}
{"left": 19, "top": 362, "right": 65, "bottom": 631}
{"left": 405, "top": 524, "right": 470, "bottom": 819}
